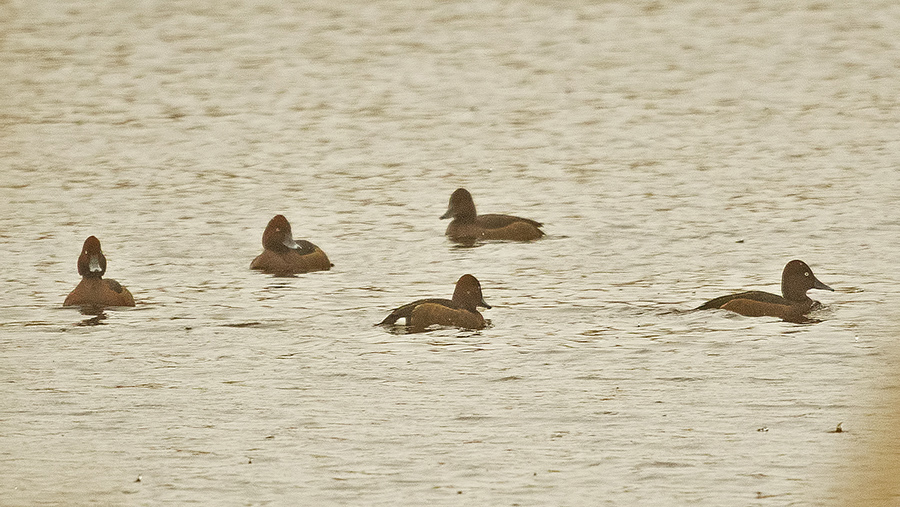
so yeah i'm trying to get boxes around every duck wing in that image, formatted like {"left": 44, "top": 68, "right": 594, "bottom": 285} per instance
{"left": 378, "top": 298, "right": 456, "bottom": 325}
{"left": 104, "top": 278, "right": 127, "bottom": 294}
{"left": 696, "top": 290, "right": 788, "bottom": 310}
{"left": 290, "top": 240, "right": 320, "bottom": 256}
{"left": 475, "top": 214, "right": 543, "bottom": 230}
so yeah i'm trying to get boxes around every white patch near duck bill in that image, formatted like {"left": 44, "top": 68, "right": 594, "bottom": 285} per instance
{"left": 89, "top": 255, "right": 102, "bottom": 273}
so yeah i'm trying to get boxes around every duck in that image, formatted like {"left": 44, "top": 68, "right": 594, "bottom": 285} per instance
{"left": 441, "top": 188, "right": 544, "bottom": 244}
{"left": 250, "top": 215, "right": 332, "bottom": 275}
{"left": 378, "top": 274, "right": 491, "bottom": 331}
{"left": 696, "top": 259, "right": 833, "bottom": 323}
{"left": 64, "top": 236, "right": 135, "bottom": 308}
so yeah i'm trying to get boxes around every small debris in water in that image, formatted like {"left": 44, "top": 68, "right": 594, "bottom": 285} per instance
{"left": 828, "top": 422, "right": 843, "bottom": 433}
{"left": 756, "top": 426, "right": 768, "bottom": 432}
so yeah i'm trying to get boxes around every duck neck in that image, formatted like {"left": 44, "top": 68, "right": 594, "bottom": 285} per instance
{"left": 455, "top": 206, "right": 477, "bottom": 223}
{"left": 782, "top": 282, "right": 811, "bottom": 303}
{"left": 451, "top": 293, "right": 478, "bottom": 312}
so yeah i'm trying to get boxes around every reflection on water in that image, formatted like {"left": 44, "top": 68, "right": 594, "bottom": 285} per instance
{"left": 378, "top": 321, "right": 494, "bottom": 336}
{"left": 73, "top": 311, "right": 108, "bottom": 326}
{"left": 2, "top": 0, "right": 899, "bottom": 505}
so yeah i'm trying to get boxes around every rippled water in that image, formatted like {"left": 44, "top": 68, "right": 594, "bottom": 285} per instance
{"left": 2, "top": 1, "right": 900, "bottom": 505}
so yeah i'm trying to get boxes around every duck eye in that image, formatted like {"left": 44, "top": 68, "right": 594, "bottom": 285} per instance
{"left": 804, "top": 272, "right": 810, "bottom": 277}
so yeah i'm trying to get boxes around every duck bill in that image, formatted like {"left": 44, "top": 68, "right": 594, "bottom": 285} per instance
{"left": 88, "top": 255, "right": 103, "bottom": 274}
{"left": 440, "top": 208, "right": 453, "bottom": 220}
{"left": 282, "top": 237, "right": 300, "bottom": 250}
{"left": 479, "top": 298, "right": 491, "bottom": 309}
{"left": 813, "top": 277, "right": 834, "bottom": 292}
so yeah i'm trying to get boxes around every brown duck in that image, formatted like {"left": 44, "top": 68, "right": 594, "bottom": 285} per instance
{"left": 697, "top": 260, "right": 833, "bottom": 323}
{"left": 378, "top": 274, "right": 491, "bottom": 332}
{"left": 441, "top": 188, "right": 544, "bottom": 244}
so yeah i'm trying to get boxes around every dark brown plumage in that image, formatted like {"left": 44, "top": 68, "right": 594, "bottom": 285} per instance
{"left": 64, "top": 236, "right": 135, "bottom": 308}
{"left": 441, "top": 188, "right": 544, "bottom": 244}
{"left": 697, "top": 260, "right": 833, "bottom": 323}
{"left": 250, "top": 215, "right": 331, "bottom": 275}
{"left": 378, "top": 274, "right": 491, "bottom": 332}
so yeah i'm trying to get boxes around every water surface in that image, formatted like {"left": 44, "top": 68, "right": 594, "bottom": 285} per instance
{"left": 2, "top": 1, "right": 899, "bottom": 505}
